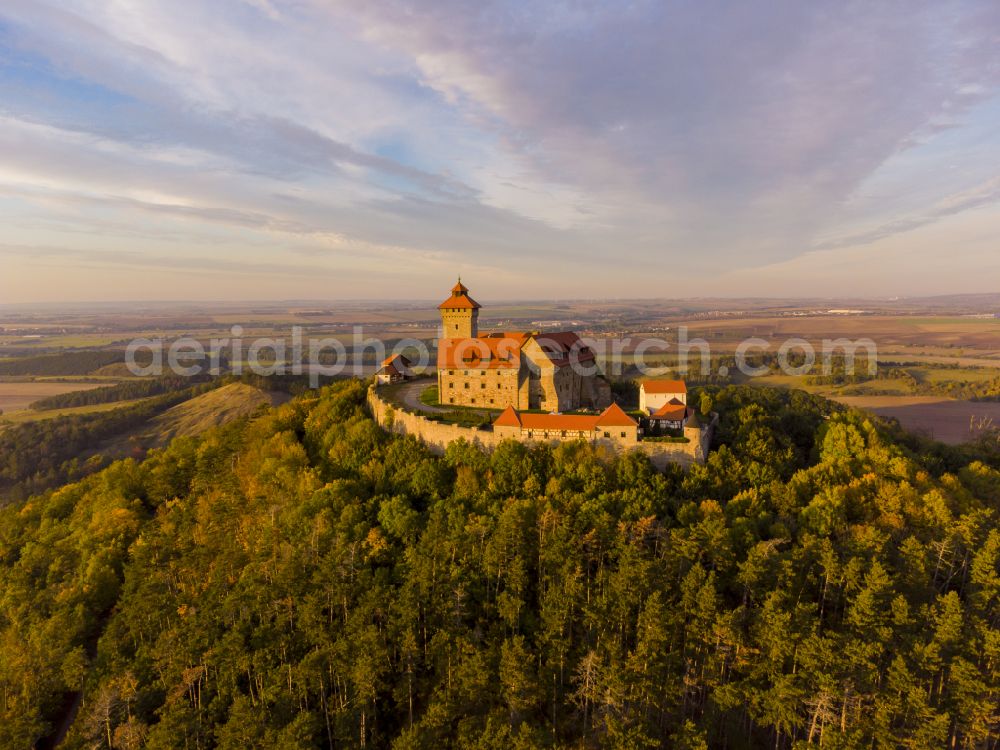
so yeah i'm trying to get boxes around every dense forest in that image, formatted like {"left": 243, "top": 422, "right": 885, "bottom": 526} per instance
{"left": 0, "top": 351, "right": 126, "bottom": 377}
{"left": 0, "top": 384, "right": 217, "bottom": 504}
{"left": 29, "top": 376, "right": 213, "bottom": 411}
{"left": 1, "top": 380, "right": 998, "bottom": 748}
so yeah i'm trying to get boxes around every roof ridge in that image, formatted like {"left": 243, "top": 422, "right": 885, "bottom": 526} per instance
{"left": 596, "top": 402, "right": 638, "bottom": 427}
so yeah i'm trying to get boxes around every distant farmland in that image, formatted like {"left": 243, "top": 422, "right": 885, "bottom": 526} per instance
{"left": 0, "top": 382, "right": 105, "bottom": 414}
{"left": 834, "top": 396, "right": 1000, "bottom": 445}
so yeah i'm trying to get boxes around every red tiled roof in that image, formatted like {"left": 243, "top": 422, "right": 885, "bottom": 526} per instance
{"left": 439, "top": 280, "right": 480, "bottom": 309}
{"left": 438, "top": 293, "right": 481, "bottom": 309}
{"left": 437, "top": 336, "right": 523, "bottom": 369}
{"left": 379, "top": 361, "right": 403, "bottom": 377}
{"left": 595, "top": 403, "right": 638, "bottom": 427}
{"left": 531, "top": 332, "right": 596, "bottom": 365}
{"left": 493, "top": 406, "right": 522, "bottom": 427}
{"left": 381, "top": 354, "right": 412, "bottom": 367}
{"left": 482, "top": 331, "right": 531, "bottom": 345}
{"left": 492, "top": 403, "right": 637, "bottom": 432}
{"left": 436, "top": 330, "right": 593, "bottom": 370}
{"left": 516, "top": 413, "right": 601, "bottom": 431}
{"left": 652, "top": 403, "right": 688, "bottom": 421}
{"left": 641, "top": 379, "right": 687, "bottom": 394}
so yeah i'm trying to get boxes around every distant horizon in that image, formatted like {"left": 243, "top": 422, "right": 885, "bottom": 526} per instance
{"left": 3, "top": 291, "right": 1000, "bottom": 313}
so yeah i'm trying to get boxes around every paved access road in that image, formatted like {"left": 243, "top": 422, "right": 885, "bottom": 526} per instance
{"left": 392, "top": 378, "right": 448, "bottom": 414}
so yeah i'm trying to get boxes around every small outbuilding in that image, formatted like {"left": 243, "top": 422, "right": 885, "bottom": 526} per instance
{"left": 639, "top": 379, "right": 688, "bottom": 413}
{"left": 648, "top": 399, "right": 691, "bottom": 430}
{"left": 376, "top": 354, "right": 414, "bottom": 384}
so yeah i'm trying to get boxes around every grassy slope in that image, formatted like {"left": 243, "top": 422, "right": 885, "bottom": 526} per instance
{"left": 98, "top": 382, "right": 290, "bottom": 454}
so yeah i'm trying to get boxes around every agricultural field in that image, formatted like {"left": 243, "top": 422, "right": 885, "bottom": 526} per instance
{"left": 0, "top": 381, "right": 106, "bottom": 414}
{"left": 0, "top": 399, "right": 149, "bottom": 427}
{"left": 834, "top": 396, "right": 1000, "bottom": 445}
{"left": 908, "top": 366, "right": 998, "bottom": 384}
{"left": 3, "top": 295, "right": 999, "bottom": 446}
{"left": 673, "top": 315, "right": 1000, "bottom": 352}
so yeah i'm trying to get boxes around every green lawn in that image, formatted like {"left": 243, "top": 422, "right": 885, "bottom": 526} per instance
{"left": 419, "top": 384, "right": 439, "bottom": 407}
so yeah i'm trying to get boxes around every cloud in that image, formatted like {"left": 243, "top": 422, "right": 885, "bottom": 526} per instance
{"left": 331, "top": 1, "right": 1000, "bottom": 262}
{"left": 816, "top": 177, "right": 1000, "bottom": 250}
{"left": 1, "top": 0, "right": 999, "bottom": 301}
{"left": 0, "top": 241, "right": 324, "bottom": 276}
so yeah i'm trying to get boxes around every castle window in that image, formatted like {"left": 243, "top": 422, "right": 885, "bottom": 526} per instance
{"left": 449, "top": 382, "right": 454, "bottom": 388}
{"left": 471, "top": 398, "right": 475, "bottom": 404}
{"left": 561, "top": 430, "right": 567, "bottom": 437}
{"left": 490, "top": 399, "right": 495, "bottom": 404}
{"left": 480, "top": 383, "right": 485, "bottom": 389}
{"left": 463, "top": 370, "right": 468, "bottom": 376}
{"left": 604, "top": 431, "right": 610, "bottom": 438}
{"left": 480, "top": 370, "right": 485, "bottom": 376}
{"left": 620, "top": 432, "right": 627, "bottom": 438}
{"left": 464, "top": 382, "right": 469, "bottom": 389}
{"left": 449, "top": 397, "right": 455, "bottom": 404}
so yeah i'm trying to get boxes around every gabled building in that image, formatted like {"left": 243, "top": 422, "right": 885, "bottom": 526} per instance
{"left": 376, "top": 354, "right": 414, "bottom": 384}
{"left": 493, "top": 403, "right": 639, "bottom": 445}
{"left": 640, "top": 379, "right": 691, "bottom": 429}
{"left": 639, "top": 379, "right": 687, "bottom": 412}
{"left": 436, "top": 279, "right": 611, "bottom": 411}
{"left": 649, "top": 399, "right": 690, "bottom": 430}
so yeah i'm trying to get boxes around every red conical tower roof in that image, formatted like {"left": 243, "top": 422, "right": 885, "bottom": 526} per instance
{"left": 439, "top": 277, "right": 481, "bottom": 309}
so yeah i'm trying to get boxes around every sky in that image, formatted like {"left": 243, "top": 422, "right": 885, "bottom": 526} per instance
{"left": 1, "top": 0, "right": 999, "bottom": 304}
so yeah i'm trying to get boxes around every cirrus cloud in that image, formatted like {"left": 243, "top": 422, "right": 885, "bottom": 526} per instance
{"left": 0, "top": 0, "right": 999, "bottom": 302}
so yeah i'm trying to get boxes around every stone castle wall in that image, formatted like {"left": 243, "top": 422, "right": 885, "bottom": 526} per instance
{"left": 368, "top": 385, "right": 504, "bottom": 454}
{"left": 637, "top": 417, "right": 716, "bottom": 469}
{"left": 368, "top": 384, "right": 715, "bottom": 468}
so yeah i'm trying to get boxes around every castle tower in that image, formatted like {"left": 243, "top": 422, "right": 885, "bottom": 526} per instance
{"left": 438, "top": 278, "right": 480, "bottom": 338}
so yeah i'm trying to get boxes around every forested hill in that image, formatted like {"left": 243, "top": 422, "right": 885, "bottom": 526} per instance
{"left": 1, "top": 380, "right": 998, "bottom": 749}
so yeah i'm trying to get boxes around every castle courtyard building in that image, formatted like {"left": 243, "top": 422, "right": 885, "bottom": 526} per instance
{"left": 639, "top": 379, "right": 688, "bottom": 412}
{"left": 493, "top": 403, "right": 639, "bottom": 445}
{"left": 436, "top": 279, "right": 611, "bottom": 412}
{"left": 641, "top": 379, "right": 691, "bottom": 429}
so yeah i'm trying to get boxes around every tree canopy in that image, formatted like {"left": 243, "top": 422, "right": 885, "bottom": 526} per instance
{"left": 0, "top": 380, "right": 998, "bottom": 749}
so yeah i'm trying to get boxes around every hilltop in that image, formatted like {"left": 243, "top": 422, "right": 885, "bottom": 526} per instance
{"left": 0, "top": 380, "right": 998, "bottom": 748}
{"left": 0, "top": 380, "right": 291, "bottom": 505}
{"left": 96, "top": 382, "right": 290, "bottom": 456}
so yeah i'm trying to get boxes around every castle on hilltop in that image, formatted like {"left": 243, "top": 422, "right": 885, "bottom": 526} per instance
{"left": 436, "top": 279, "right": 612, "bottom": 412}
{"left": 367, "top": 278, "right": 716, "bottom": 469}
